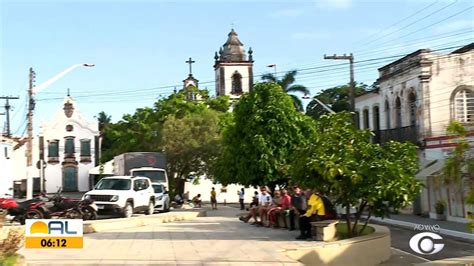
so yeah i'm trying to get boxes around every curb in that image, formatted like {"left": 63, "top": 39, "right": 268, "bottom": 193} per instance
{"left": 368, "top": 216, "right": 474, "bottom": 241}
{"left": 83, "top": 210, "right": 207, "bottom": 233}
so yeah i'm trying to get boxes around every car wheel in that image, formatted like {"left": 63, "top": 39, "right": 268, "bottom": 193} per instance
{"left": 122, "top": 202, "right": 133, "bottom": 218}
{"left": 145, "top": 201, "right": 154, "bottom": 215}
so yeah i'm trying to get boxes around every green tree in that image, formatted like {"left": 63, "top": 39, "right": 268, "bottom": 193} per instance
{"left": 211, "top": 82, "right": 315, "bottom": 190}
{"left": 261, "top": 70, "right": 309, "bottom": 112}
{"left": 162, "top": 110, "right": 223, "bottom": 195}
{"left": 99, "top": 88, "right": 229, "bottom": 163}
{"left": 439, "top": 121, "right": 474, "bottom": 210}
{"left": 306, "top": 83, "right": 368, "bottom": 119}
{"left": 291, "top": 112, "right": 421, "bottom": 237}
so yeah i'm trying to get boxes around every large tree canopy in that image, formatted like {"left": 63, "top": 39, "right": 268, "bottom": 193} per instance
{"left": 306, "top": 83, "right": 369, "bottom": 119}
{"left": 261, "top": 70, "right": 309, "bottom": 112}
{"left": 291, "top": 112, "right": 421, "bottom": 237}
{"left": 211, "top": 82, "right": 315, "bottom": 188}
{"left": 99, "top": 87, "right": 229, "bottom": 163}
{"left": 162, "top": 109, "right": 225, "bottom": 195}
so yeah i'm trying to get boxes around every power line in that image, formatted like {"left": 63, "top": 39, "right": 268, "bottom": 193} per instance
{"left": 34, "top": 43, "right": 470, "bottom": 103}
{"left": 372, "top": 5, "right": 474, "bottom": 49}
{"left": 357, "top": 0, "right": 459, "bottom": 48}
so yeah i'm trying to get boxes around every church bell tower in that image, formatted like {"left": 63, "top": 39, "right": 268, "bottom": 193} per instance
{"left": 214, "top": 29, "right": 254, "bottom": 100}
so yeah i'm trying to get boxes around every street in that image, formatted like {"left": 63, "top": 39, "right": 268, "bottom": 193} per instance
{"left": 387, "top": 224, "right": 474, "bottom": 262}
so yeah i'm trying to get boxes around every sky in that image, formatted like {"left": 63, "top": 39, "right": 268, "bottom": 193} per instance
{"left": 1, "top": 0, "right": 473, "bottom": 136}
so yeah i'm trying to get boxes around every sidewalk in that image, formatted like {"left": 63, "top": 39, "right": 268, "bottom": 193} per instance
{"left": 20, "top": 206, "right": 429, "bottom": 265}
{"left": 369, "top": 213, "right": 474, "bottom": 241}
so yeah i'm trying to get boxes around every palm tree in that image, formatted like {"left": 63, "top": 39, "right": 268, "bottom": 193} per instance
{"left": 261, "top": 70, "right": 309, "bottom": 111}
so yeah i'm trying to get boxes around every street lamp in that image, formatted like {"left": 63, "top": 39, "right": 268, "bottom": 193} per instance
{"left": 26, "top": 63, "right": 95, "bottom": 199}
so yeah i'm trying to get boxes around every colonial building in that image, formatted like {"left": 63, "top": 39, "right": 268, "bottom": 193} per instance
{"left": 11, "top": 96, "right": 100, "bottom": 194}
{"left": 214, "top": 29, "right": 254, "bottom": 100}
{"left": 355, "top": 43, "right": 474, "bottom": 222}
{"left": 39, "top": 96, "right": 100, "bottom": 192}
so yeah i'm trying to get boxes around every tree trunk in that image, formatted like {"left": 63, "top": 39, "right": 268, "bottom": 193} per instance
{"left": 359, "top": 208, "right": 372, "bottom": 235}
{"left": 345, "top": 203, "right": 352, "bottom": 238}
{"left": 352, "top": 201, "right": 366, "bottom": 236}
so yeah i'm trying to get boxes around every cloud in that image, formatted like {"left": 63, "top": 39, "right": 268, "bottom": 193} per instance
{"left": 434, "top": 20, "right": 474, "bottom": 33}
{"left": 291, "top": 31, "right": 331, "bottom": 40}
{"left": 269, "top": 8, "right": 304, "bottom": 18}
{"left": 315, "top": 0, "right": 353, "bottom": 9}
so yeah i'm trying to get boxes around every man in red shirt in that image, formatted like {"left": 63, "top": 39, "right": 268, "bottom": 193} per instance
{"left": 279, "top": 189, "right": 292, "bottom": 228}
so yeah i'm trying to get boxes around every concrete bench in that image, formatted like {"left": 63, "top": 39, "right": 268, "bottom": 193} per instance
{"left": 311, "top": 220, "right": 339, "bottom": 242}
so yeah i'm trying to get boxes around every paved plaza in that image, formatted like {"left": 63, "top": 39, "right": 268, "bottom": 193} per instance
{"left": 20, "top": 206, "right": 427, "bottom": 265}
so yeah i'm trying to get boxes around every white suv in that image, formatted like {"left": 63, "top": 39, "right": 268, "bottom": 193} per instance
{"left": 83, "top": 176, "right": 155, "bottom": 218}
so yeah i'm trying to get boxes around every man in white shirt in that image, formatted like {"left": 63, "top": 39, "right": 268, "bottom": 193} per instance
{"left": 257, "top": 187, "right": 272, "bottom": 225}
{"left": 238, "top": 188, "right": 245, "bottom": 210}
{"left": 239, "top": 186, "right": 272, "bottom": 224}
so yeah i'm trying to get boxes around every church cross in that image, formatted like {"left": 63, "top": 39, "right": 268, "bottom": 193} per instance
{"left": 186, "top": 57, "right": 195, "bottom": 75}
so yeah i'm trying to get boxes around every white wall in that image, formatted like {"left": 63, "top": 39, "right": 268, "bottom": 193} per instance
{"left": 427, "top": 52, "right": 474, "bottom": 137}
{"left": 184, "top": 176, "right": 262, "bottom": 204}
{"left": 0, "top": 139, "right": 15, "bottom": 196}
{"left": 215, "top": 63, "right": 252, "bottom": 99}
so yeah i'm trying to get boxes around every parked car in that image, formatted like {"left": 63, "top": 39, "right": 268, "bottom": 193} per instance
{"left": 151, "top": 183, "right": 170, "bottom": 212}
{"left": 82, "top": 176, "right": 155, "bottom": 218}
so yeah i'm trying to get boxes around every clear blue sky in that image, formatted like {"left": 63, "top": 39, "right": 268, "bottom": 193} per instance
{"left": 1, "top": 0, "right": 473, "bottom": 135}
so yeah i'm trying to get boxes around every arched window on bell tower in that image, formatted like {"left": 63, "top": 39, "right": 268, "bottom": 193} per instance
{"left": 231, "top": 71, "right": 243, "bottom": 95}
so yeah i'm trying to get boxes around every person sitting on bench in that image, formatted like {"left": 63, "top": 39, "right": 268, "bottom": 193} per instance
{"left": 289, "top": 185, "right": 307, "bottom": 231}
{"left": 296, "top": 189, "right": 326, "bottom": 240}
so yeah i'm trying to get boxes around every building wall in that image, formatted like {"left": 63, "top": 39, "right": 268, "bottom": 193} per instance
{"left": 354, "top": 45, "right": 474, "bottom": 220}
{"left": 0, "top": 138, "right": 15, "bottom": 196}
{"left": 39, "top": 99, "right": 99, "bottom": 193}
{"left": 215, "top": 64, "right": 252, "bottom": 99}
{"left": 427, "top": 52, "right": 474, "bottom": 137}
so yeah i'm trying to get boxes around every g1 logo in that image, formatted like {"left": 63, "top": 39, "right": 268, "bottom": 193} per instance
{"left": 409, "top": 232, "right": 444, "bottom": 255}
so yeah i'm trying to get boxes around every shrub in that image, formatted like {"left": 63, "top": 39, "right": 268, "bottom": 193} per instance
{"left": 0, "top": 229, "right": 24, "bottom": 258}
{"left": 435, "top": 200, "right": 445, "bottom": 215}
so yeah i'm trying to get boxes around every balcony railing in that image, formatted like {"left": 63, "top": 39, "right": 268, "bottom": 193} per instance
{"left": 374, "top": 125, "right": 419, "bottom": 145}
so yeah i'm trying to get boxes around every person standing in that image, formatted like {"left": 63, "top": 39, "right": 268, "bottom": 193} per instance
{"left": 238, "top": 188, "right": 245, "bottom": 210}
{"left": 296, "top": 189, "right": 326, "bottom": 240}
{"left": 210, "top": 187, "right": 217, "bottom": 210}
{"left": 289, "top": 185, "right": 307, "bottom": 231}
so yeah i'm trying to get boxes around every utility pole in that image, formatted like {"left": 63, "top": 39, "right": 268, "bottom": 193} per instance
{"left": 0, "top": 96, "right": 20, "bottom": 137}
{"left": 27, "top": 67, "right": 36, "bottom": 199}
{"left": 324, "top": 53, "right": 356, "bottom": 118}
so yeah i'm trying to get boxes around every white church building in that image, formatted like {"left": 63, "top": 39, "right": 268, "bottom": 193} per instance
{"left": 355, "top": 43, "right": 474, "bottom": 222}
{"left": 12, "top": 96, "right": 100, "bottom": 194}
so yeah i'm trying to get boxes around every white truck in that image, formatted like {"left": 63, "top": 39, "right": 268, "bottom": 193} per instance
{"left": 113, "top": 152, "right": 169, "bottom": 189}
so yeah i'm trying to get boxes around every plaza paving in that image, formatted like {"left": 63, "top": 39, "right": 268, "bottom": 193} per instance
{"left": 20, "top": 206, "right": 426, "bottom": 265}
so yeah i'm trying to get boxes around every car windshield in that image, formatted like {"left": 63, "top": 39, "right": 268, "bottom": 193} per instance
{"left": 132, "top": 170, "right": 166, "bottom": 183}
{"left": 152, "top": 184, "right": 163, "bottom": 193}
{"left": 95, "top": 179, "right": 131, "bottom": 190}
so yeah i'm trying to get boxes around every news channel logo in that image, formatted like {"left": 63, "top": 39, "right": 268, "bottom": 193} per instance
{"left": 25, "top": 219, "right": 83, "bottom": 249}
{"left": 409, "top": 224, "right": 444, "bottom": 255}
